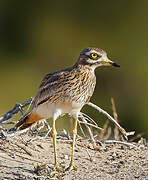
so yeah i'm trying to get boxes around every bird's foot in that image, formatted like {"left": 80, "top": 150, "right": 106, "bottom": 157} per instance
{"left": 54, "top": 164, "right": 63, "bottom": 172}
{"left": 66, "top": 163, "right": 77, "bottom": 171}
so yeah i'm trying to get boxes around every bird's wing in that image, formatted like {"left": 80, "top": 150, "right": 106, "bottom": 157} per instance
{"left": 33, "top": 72, "right": 60, "bottom": 107}
{"left": 33, "top": 68, "right": 71, "bottom": 107}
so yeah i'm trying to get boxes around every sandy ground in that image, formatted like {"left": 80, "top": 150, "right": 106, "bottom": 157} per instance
{"left": 0, "top": 134, "right": 148, "bottom": 180}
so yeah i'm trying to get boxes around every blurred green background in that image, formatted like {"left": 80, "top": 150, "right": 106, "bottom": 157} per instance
{"left": 0, "top": 0, "right": 148, "bottom": 137}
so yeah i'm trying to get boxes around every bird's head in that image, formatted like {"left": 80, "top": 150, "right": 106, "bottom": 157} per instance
{"left": 76, "top": 47, "right": 120, "bottom": 70}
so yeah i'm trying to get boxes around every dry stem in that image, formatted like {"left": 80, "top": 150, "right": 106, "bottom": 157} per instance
{"left": 87, "top": 102, "right": 135, "bottom": 140}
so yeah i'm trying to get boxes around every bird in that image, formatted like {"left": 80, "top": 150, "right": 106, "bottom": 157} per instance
{"left": 15, "top": 47, "right": 120, "bottom": 171}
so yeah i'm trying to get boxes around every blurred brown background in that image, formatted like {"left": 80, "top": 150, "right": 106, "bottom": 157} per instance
{"left": 0, "top": 1, "right": 148, "bottom": 137}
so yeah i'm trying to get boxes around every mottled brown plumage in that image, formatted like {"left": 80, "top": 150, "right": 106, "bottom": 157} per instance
{"left": 34, "top": 64, "right": 96, "bottom": 107}
{"left": 16, "top": 47, "right": 120, "bottom": 171}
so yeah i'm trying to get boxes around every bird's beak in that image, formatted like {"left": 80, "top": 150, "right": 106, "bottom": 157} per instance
{"left": 100, "top": 58, "right": 120, "bottom": 67}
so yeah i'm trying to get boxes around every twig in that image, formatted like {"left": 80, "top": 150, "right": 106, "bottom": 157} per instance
{"left": 35, "top": 119, "right": 51, "bottom": 133}
{"left": 42, "top": 119, "right": 52, "bottom": 137}
{"left": 27, "top": 136, "right": 49, "bottom": 144}
{"left": 78, "top": 113, "right": 97, "bottom": 142}
{"left": 111, "top": 98, "right": 118, "bottom": 121}
{"left": 2, "top": 118, "right": 51, "bottom": 139}
{"left": 87, "top": 102, "right": 135, "bottom": 140}
{"left": 103, "top": 140, "right": 137, "bottom": 148}
{"left": 129, "top": 132, "right": 144, "bottom": 142}
{"left": 99, "top": 120, "right": 109, "bottom": 139}
{"left": 78, "top": 112, "right": 104, "bottom": 143}
{"left": 0, "top": 97, "right": 33, "bottom": 124}
{"left": 12, "top": 141, "right": 33, "bottom": 156}
{"left": 0, "top": 121, "right": 15, "bottom": 124}
{"left": 85, "top": 147, "right": 93, "bottom": 162}
{"left": 81, "top": 113, "right": 98, "bottom": 126}
{"left": 61, "top": 129, "right": 71, "bottom": 140}
{"left": 78, "top": 118, "right": 103, "bottom": 131}
{"left": 78, "top": 121, "right": 86, "bottom": 137}
{"left": 103, "top": 127, "right": 112, "bottom": 140}
{"left": 111, "top": 97, "right": 120, "bottom": 140}
{"left": 33, "top": 119, "right": 52, "bottom": 138}
{"left": 5, "top": 128, "right": 30, "bottom": 137}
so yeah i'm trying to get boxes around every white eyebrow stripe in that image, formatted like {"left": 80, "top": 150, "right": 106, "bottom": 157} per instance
{"left": 86, "top": 50, "right": 101, "bottom": 55}
{"left": 86, "top": 50, "right": 108, "bottom": 61}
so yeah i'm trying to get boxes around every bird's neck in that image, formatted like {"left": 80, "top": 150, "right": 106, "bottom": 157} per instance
{"left": 73, "top": 64, "right": 95, "bottom": 77}
{"left": 73, "top": 62, "right": 96, "bottom": 74}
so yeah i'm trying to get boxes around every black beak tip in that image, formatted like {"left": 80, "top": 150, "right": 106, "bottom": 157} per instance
{"left": 111, "top": 62, "right": 120, "bottom": 67}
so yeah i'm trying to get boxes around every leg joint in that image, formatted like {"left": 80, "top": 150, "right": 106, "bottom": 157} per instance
{"left": 72, "top": 129, "right": 77, "bottom": 135}
{"left": 52, "top": 128, "right": 57, "bottom": 137}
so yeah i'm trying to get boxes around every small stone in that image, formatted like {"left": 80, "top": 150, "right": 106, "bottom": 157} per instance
{"left": 64, "top": 154, "right": 69, "bottom": 160}
{"left": 119, "top": 160, "right": 124, "bottom": 164}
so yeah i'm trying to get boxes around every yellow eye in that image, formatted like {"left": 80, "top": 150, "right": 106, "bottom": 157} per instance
{"left": 90, "top": 53, "right": 98, "bottom": 59}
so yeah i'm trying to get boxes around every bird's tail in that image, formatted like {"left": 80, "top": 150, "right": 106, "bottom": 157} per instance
{"left": 15, "top": 111, "right": 42, "bottom": 130}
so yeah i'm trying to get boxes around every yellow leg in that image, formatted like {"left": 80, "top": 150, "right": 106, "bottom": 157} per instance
{"left": 66, "top": 118, "right": 77, "bottom": 171}
{"left": 52, "top": 120, "right": 62, "bottom": 171}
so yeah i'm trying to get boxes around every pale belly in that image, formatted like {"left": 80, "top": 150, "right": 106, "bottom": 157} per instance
{"left": 34, "top": 101, "right": 82, "bottom": 119}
